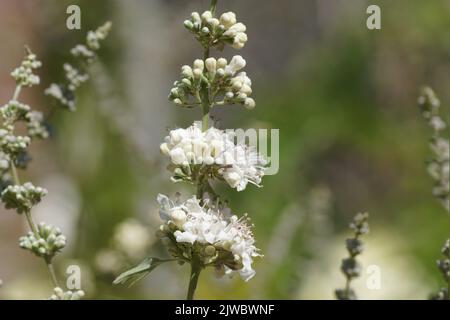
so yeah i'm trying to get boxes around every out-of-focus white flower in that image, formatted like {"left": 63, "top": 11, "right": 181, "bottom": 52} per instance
{"left": 113, "top": 219, "right": 151, "bottom": 259}
{"left": 157, "top": 194, "right": 261, "bottom": 281}
{"left": 95, "top": 249, "right": 123, "bottom": 274}
{"left": 160, "top": 123, "right": 267, "bottom": 191}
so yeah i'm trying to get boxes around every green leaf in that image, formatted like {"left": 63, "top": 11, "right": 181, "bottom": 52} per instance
{"left": 113, "top": 257, "right": 170, "bottom": 287}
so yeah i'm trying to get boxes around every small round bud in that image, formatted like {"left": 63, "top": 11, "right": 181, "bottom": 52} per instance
{"left": 244, "top": 98, "right": 256, "bottom": 109}
{"left": 193, "top": 59, "right": 204, "bottom": 71}
{"left": 208, "top": 18, "right": 220, "bottom": 28}
{"left": 193, "top": 68, "right": 203, "bottom": 79}
{"left": 217, "top": 58, "right": 228, "bottom": 69}
{"left": 201, "top": 27, "right": 210, "bottom": 35}
{"left": 240, "top": 84, "right": 252, "bottom": 95}
{"left": 181, "top": 78, "right": 192, "bottom": 87}
{"left": 191, "top": 12, "right": 201, "bottom": 24}
{"left": 184, "top": 20, "right": 194, "bottom": 30}
{"left": 216, "top": 68, "right": 225, "bottom": 77}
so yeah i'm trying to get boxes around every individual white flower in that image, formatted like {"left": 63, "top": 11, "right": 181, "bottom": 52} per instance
{"left": 157, "top": 194, "right": 261, "bottom": 281}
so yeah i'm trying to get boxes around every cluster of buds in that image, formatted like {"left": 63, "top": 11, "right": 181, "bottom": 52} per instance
{"left": 335, "top": 212, "right": 369, "bottom": 300}
{"left": 184, "top": 11, "right": 247, "bottom": 50}
{"left": 0, "top": 130, "right": 30, "bottom": 157}
{"left": 45, "top": 22, "right": 112, "bottom": 111}
{"left": 431, "top": 239, "right": 450, "bottom": 300}
{"left": 418, "top": 87, "right": 449, "bottom": 212}
{"left": 169, "top": 55, "right": 255, "bottom": 110}
{"left": 19, "top": 222, "right": 66, "bottom": 259}
{"left": 49, "top": 287, "right": 85, "bottom": 300}
{"left": 1, "top": 182, "right": 47, "bottom": 214}
{"left": 0, "top": 100, "right": 49, "bottom": 141}
{"left": 10, "top": 51, "right": 41, "bottom": 87}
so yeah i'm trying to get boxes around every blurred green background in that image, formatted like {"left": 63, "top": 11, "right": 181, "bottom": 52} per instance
{"left": 0, "top": 0, "right": 449, "bottom": 299}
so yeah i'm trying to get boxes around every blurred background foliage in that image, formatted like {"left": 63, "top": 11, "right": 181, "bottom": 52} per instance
{"left": 0, "top": 0, "right": 449, "bottom": 299}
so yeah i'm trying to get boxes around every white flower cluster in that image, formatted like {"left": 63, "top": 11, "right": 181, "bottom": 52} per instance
{"left": 10, "top": 52, "right": 41, "bottom": 87}
{"left": 169, "top": 55, "right": 255, "bottom": 110}
{"left": 49, "top": 287, "right": 85, "bottom": 300}
{"left": 184, "top": 11, "right": 247, "bottom": 50}
{"left": 160, "top": 123, "right": 266, "bottom": 191}
{"left": 19, "top": 222, "right": 66, "bottom": 258}
{"left": 157, "top": 194, "right": 260, "bottom": 281}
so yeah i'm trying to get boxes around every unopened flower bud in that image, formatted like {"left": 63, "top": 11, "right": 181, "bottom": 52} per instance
{"left": 205, "top": 58, "right": 217, "bottom": 73}
{"left": 184, "top": 20, "right": 194, "bottom": 30}
{"left": 191, "top": 12, "right": 201, "bottom": 24}
{"left": 244, "top": 98, "right": 256, "bottom": 110}
{"left": 220, "top": 12, "right": 237, "bottom": 29}
{"left": 201, "top": 11, "right": 212, "bottom": 21}
{"left": 193, "top": 59, "right": 204, "bottom": 71}
{"left": 217, "top": 58, "right": 228, "bottom": 69}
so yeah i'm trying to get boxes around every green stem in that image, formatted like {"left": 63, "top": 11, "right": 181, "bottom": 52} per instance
{"left": 10, "top": 162, "right": 20, "bottom": 186}
{"left": 210, "top": 0, "right": 218, "bottom": 14}
{"left": 45, "top": 258, "right": 60, "bottom": 288}
{"left": 200, "top": 48, "right": 211, "bottom": 132}
{"left": 186, "top": 260, "right": 202, "bottom": 300}
{"left": 25, "top": 211, "right": 39, "bottom": 237}
{"left": 12, "top": 85, "right": 22, "bottom": 101}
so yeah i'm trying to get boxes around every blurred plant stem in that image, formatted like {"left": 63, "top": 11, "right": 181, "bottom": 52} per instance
{"left": 187, "top": 259, "right": 203, "bottom": 300}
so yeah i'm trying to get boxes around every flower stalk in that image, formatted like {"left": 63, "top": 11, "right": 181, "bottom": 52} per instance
{"left": 115, "top": 0, "right": 265, "bottom": 300}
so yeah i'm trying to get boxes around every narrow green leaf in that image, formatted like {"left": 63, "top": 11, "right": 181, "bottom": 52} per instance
{"left": 113, "top": 257, "right": 169, "bottom": 286}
